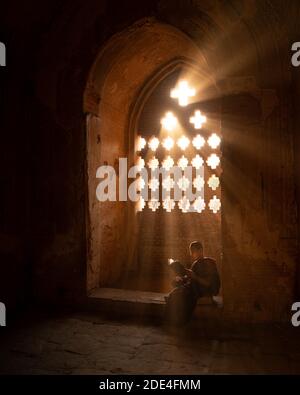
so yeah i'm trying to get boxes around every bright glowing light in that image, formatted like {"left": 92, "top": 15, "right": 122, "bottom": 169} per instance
{"left": 191, "top": 154, "right": 204, "bottom": 169}
{"left": 137, "top": 197, "right": 146, "bottom": 212}
{"left": 163, "top": 196, "right": 175, "bottom": 212}
{"left": 193, "top": 197, "right": 206, "bottom": 213}
{"left": 209, "top": 195, "right": 221, "bottom": 213}
{"left": 162, "top": 175, "right": 175, "bottom": 191}
{"left": 136, "top": 156, "right": 145, "bottom": 171}
{"left": 190, "top": 110, "right": 206, "bottom": 129}
{"left": 148, "top": 199, "right": 160, "bottom": 212}
{"left": 206, "top": 153, "right": 220, "bottom": 169}
{"left": 136, "top": 136, "right": 146, "bottom": 151}
{"left": 177, "top": 176, "right": 190, "bottom": 191}
{"left": 208, "top": 133, "right": 221, "bottom": 149}
{"left": 192, "top": 134, "right": 205, "bottom": 150}
{"left": 170, "top": 80, "right": 195, "bottom": 107}
{"left": 162, "top": 136, "right": 174, "bottom": 151}
{"left": 208, "top": 174, "right": 220, "bottom": 191}
{"left": 177, "top": 136, "right": 190, "bottom": 151}
{"left": 148, "top": 136, "right": 159, "bottom": 151}
{"left": 162, "top": 156, "right": 174, "bottom": 171}
{"left": 178, "top": 196, "right": 190, "bottom": 213}
{"left": 147, "top": 157, "right": 159, "bottom": 171}
{"left": 177, "top": 155, "right": 188, "bottom": 170}
{"left": 193, "top": 175, "right": 205, "bottom": 191}
{"left": 148, "top": 178, "right": 159, "bottom": 192}
{"left": 161, "top": 112, "right": 178, "bottom": 131}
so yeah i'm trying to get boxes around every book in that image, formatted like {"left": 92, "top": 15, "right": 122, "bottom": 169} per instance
{"left": 167, "top": 259, "right": 187, "bottom": 277}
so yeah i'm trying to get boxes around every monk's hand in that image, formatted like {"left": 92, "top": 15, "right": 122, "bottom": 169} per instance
{"left": 186, "top": 269, "right": 197, "bottom": 280}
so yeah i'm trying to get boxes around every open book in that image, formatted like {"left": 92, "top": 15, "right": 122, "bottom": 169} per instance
{"left": 167, "top": 258, "right": 188, "bottom": 277}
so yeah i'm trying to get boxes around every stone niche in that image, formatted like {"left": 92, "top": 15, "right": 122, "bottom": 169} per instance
{"left": 84, "top": 19, "right": 215, "bottom": 293}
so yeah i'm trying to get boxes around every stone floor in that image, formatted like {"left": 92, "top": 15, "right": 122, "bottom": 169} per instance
{"left": 0, "top": 311, "right": 300, "bottom": 374}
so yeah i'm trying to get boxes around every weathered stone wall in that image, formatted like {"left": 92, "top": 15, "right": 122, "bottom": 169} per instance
{"left": 288, "top": 3, "right": 300, "bottom": 299}
{"left": 83, "top": 1, "right": 298, "bottom": 322}
{"left": 0, "top": 0, "right": 299, "bottom": 322}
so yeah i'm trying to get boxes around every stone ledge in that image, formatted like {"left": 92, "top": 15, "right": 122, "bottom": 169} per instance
{"left": 89, "top": 288, "right": 166, "bottom": 304}
{"left": 87, "top": 288, "right": 222, "bottom": 322}
{"left": 89, "top": 287, "right": 220, "bottom": 305}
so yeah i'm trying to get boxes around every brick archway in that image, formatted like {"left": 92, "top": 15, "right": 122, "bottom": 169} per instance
{"left": 84, "top": 19, "right": 215, "bottom": 293}
{"left": 21, "top": 2, "right": 296, "bottom": 322}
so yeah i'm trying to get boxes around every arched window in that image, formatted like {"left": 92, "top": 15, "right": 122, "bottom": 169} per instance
{"left": 84, "top": 20, "right": 222, "bottom": 295}
{"left": 126, "top": 66, "right": 222, "bottom": 293}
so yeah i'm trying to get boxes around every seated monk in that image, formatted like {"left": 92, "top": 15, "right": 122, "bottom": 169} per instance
{"left": 165, "top": 241, "right": 220, "bottom": 326}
